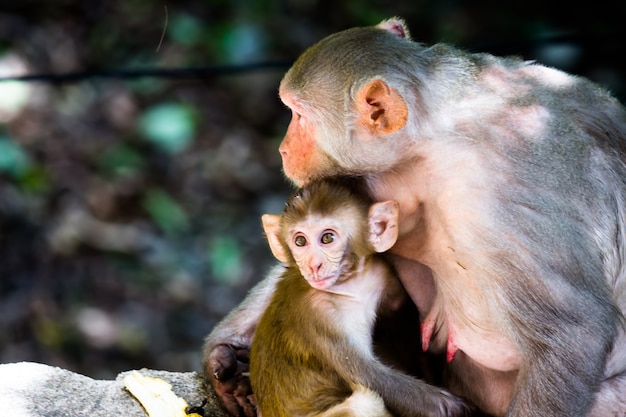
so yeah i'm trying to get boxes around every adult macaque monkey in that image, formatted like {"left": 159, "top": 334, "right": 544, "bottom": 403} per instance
{"left": 250, "top": 179, "right": 470, "bottom": 417}
{"left": 204, "top": 18, "right": 626, "bottom": 416}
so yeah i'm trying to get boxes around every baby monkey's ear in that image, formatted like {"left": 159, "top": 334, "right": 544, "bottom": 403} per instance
{"left": 261, "top": 214, "right": 289, "bottom": 263}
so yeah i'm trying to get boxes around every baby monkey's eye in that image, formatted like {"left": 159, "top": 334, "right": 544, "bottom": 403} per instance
{"left": 294, "top": 235, "right": 307, "bottom": 247}
{"left": 320, "top": 232, "right": 335, "bottom": 244}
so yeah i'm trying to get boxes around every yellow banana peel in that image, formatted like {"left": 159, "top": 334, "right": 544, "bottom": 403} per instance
{"left": 123, "top": 371, "right": 203, "bottom": 417}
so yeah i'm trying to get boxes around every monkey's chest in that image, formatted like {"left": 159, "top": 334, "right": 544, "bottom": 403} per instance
{"left": 390, "top": 244, "right": 521, "bottom": 372}
{"left": 336, "top": 302, "right": 377, "bottom": 332}
{"left": 420, "top": 267, "right": 521, "bottom": 372}
{"left": 444, "top": 313, "right": 520, "bottom": 372}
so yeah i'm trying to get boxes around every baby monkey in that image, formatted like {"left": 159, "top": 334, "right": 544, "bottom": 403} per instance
{"left": 249, "top": 179, "right": 470, "bottom": 417}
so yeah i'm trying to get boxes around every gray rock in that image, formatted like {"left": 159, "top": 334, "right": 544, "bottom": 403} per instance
{"left": 0, "top": 362, "right": 229, "bottom": 417}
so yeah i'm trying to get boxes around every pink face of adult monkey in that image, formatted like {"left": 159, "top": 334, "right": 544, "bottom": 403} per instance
{"left": 204, "top": 18, "right": 626, "bottom": 417}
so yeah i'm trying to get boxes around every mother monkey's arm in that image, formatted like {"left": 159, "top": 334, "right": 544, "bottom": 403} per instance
{"left": 202, "top": 264, "right": 284, "bottom": 417}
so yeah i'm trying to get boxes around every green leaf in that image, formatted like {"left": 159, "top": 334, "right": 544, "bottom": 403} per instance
{"left": 208, "top": 236, "right": 242, "bottom": 285}
{"left": 18, "top": 165, "right": 50, "bottom": 193}
{"left": 0, "top": 136, "right": 30, "bottom": 178}
{"left": 99, "top": 144, "right": 146, "bottom": 177}
{"left": 137, "top": 103, "right": 196, "bottom": 154}
{"left": 142, "top": 188, "right": 189, "bottom": 235}
{"left": 33, "top": 317, "right": 65, "bottom": 348}
{"left": 169, "top": 13, "right": 205, "bottom": 46}
{"left": 221, "top": 23, "right": 265, "bottom": 64}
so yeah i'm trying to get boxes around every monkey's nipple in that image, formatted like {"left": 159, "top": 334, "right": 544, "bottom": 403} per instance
{"left": 446, "top": 336, "right": 459, "bottom": 363}
{"left": 421, "top": 319, "right": 458, "bottom": 362}
{"left": 420, "top": 321, "right": 434, "bottom": 352}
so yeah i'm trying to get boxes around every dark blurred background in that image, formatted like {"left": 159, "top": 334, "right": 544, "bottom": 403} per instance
{"left": 0, "top": 0, "right": 624, "bottom": 379}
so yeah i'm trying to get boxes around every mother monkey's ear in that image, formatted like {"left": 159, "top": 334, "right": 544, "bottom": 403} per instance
{"left": 355, "top": 79, "right": 408, "bottom": 136}
{"left": 354, "top": 18, "right": 410, "bottom": 137}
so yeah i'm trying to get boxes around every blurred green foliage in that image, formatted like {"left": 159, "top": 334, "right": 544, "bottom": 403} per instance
{"left": 143, "top": 188, "right": 190, "bottom": 234}
{"left": 0, "top": 136, "right": 29, "bottom": 178}
{"left": 169, "top": 14, "right": 205, "bottom": 47}
{"left": 99, "top": 144, "right": 146, "bottom": 178}
{"left": 208, "top": 235, "right": 243, "bottom": 285}
{"left": 138, "top": 102, "right": 197, "bottom": 154}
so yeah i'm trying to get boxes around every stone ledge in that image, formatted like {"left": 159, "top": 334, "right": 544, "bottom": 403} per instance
{"left": 0, "top": 362, "right": 229, "bottom": 417}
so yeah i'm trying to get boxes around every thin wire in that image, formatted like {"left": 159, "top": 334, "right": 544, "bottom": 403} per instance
{"left": 0, "top": 61, "right": 292, "bottom": 84}
{"left": 155, "top": 5, "right": 168, "bottom": 53}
